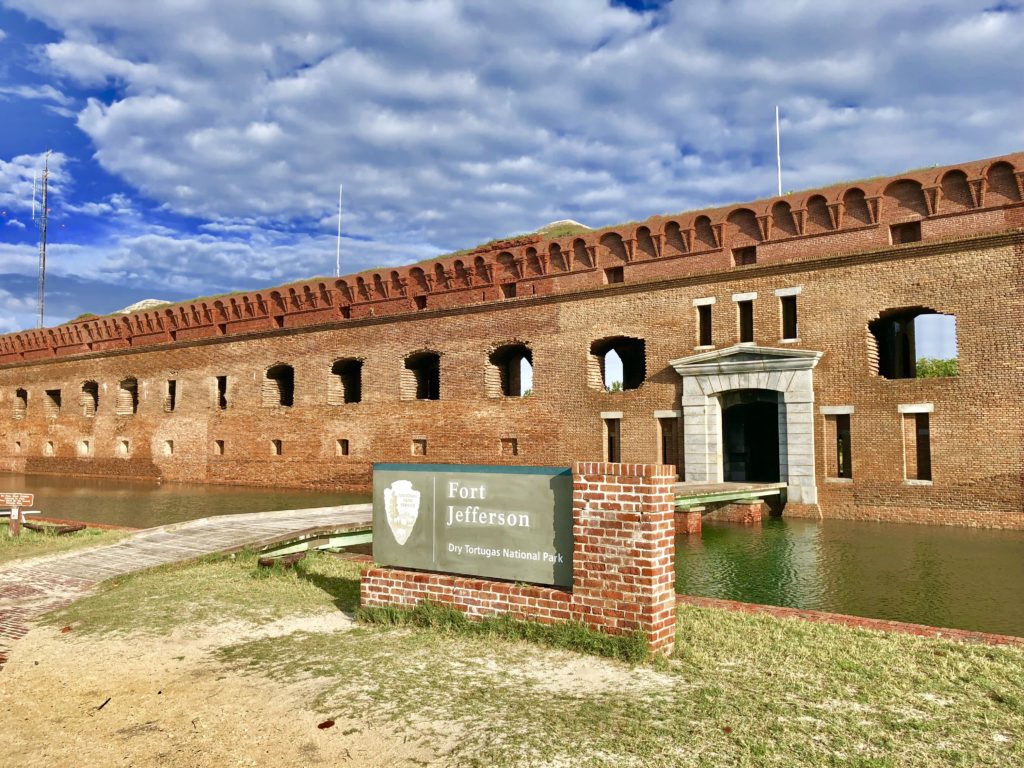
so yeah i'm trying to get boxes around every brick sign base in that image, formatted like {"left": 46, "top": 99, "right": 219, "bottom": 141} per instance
{"left": 361, "top": 462, "right": 677, "bottom": 654}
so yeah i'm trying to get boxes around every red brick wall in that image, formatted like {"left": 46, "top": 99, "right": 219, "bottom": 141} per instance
{"left": 0, "top": 155, "right": 1022, "bottom": 529}
{"left": 361, "top": 462, "right": 677, "bottom": 654}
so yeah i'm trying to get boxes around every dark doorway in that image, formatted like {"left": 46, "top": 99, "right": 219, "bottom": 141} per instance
{"left": 721, "top": 390, "right": 780, "bottom": 482}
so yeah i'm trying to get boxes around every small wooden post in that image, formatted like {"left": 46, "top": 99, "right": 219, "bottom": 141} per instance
{"left": 9, "top": 507, "right": 20, "bottom": 538}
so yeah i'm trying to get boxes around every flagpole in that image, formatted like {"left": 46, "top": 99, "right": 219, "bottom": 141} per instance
{"left": 335, "top": 183, "right": 343, "bottom": 278}
{"left": 775, "top": 105, "right": 782, "bottom": 196}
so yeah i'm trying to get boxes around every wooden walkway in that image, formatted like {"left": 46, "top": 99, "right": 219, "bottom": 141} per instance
{"left": 0, "top": 504, "right": 372, "bottom": 668}
{"left": 673, "top": 481, "right": 787, "bottom": 510}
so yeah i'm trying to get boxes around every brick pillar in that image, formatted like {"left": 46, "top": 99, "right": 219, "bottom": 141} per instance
{"left": 674, "top": 507, "right": 703, "bottom": 534}
{"left": 572, "top": 462, "right": 676, "bottom": 654}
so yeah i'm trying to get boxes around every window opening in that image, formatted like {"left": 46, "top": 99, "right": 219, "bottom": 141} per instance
{"left": 500, "top": 283, "right": 517, "bottom": 299}
{"left": 403, "top": 352, "right": 441, "bottom": 401}
{"left": 605, "top": 418, "right": 621, "bottom": 463}
{"left": 164, "top": 380, "right": 177, "bottom": 412}
{"left": 329, "top": 359, "right": 363, "bottom": 404}
{"left": 589, "top": 337, "right": 646, "bottom": 391}
{"left": 604, "top": 267, "right": 624, "bottom": 284}
{"left": 44, "top": 389, "right": 61, "bottom": 418}
{"left": 500, "top": 437, "right": 519, "bottom": 456}
{"left": 213, "top": 439, "right": 225, "bottom": 456}
{"left": 116, "top": 378, "right": 139, "bottom": 415}
{"left": 216, "top": 376, "right": 228, "bottom": 409}
{"left": 904, "top": 413, "right": 932, "bottom": 481}
{"left": 869, "top": 309, "right": 958, "bottom": 379}
{"left": 658, "top": 417, "right": 680, "bottom": 478}
{"left": 826, "top": 414, "right": 853, "bottom": 479}
{"left": 13, "top": 388, "right": 27, "bottom": 420}
{"left": 890, "top": 221, "right": 921, "bottom": 244}
{"left": 732, "top": 246, "right": 757, "bottom": 266}
{"left": 781, "top": 296, "right": 798, "bottom": 340}
{"left": 81, "top": 381, "right": 99, "bottom": 418}
{"left": 271, "top": 439, "right": 283, "bottom": 456}
{"left": 738, "top": 301, "right": 754, "bottom": 343}
{"left": 411, "top": 438, "right": 428, "bottom": 456}
{"left": 264, "top": 364, "right": 295, "bottom": 407}
{"left": 336, "top": 438, "right": 350, "bottom": 457}
{"left": 488, "top": 344, "right": 533, "bottom": 397}
{"left": 697, "top": 305, "right": 712, "bottom": 346}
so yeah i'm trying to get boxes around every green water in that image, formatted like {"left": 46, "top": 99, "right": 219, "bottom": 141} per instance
{"left": 4, "top": 471, "right": 1021, "bottom": 636}
{"left": 0, "top": 472, "right": 370, "bottom": 529}
{"left": 677, "top": 517, "right": 1024, "bottom": 637}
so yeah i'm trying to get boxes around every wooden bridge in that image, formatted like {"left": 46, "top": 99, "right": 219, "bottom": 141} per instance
{"left": 0, "top": 503, "right": 372, "bottom": 668}
{"left": 673, "top": 481, "right": 787, "bottom": 511}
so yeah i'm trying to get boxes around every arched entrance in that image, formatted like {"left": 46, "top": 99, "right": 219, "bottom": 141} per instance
{"left": 668, "top": 344, "right": 823, "bottom": 505}
{"left": 720, "top": 390, "right": 780, "bottom": 482}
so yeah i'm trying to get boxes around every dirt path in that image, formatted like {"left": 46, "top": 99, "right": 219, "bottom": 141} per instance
{"left": 0, "top": 504, "right": 371, "bottom": 666}
{"left": 0, "top": 616, "right": 434, "bottom": 767}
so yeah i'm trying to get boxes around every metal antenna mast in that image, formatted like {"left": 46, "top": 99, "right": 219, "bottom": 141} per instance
{"left": 335, "top": 183, "right": 343, "bottom": 278}
{"left": 36, "top": 151, "right": 51, "bottom": 328}
{"left": 775, "top": 105, "right": 782, "bottom": 196}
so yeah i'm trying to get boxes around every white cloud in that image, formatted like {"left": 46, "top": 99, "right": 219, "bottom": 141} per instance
{"left": 0, "top": 83, "right": 72, "bottom": 105}
{"left": 0, "top": 0, "right": 1019, "bottom": 322}
{"left": 0, "top": 152, "right": 70, "bottom": 215}
{"left": 0, "top": 287, "right": 35, "bottom": 334}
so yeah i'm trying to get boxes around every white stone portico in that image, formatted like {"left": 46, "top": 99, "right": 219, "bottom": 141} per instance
{"left": 668, "top": 345, "right": 824, "bottom": 504}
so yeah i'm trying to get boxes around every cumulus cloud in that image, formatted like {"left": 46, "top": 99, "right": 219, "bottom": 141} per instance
{"left": 0, "top": 286, "right": 35, "bottom": 333}
{"left": 0, "top": 0, "right": 1022, "bottom": 331}
{"left": 0, "top": 83, "right": 71, "bottom": 105}
{"left": 0, "top": 152, "right": 70, "bottom": 215}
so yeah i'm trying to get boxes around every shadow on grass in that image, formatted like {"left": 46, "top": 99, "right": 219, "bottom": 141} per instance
{"left": 293, "top": 560, "right": 362, "bottom": 614}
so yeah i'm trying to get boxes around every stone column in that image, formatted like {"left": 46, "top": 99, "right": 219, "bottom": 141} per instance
{"left": 682, "top": 377, "right": 722, "bottom": 483}
{"left": 783, "top": 370, "right": 817, "bottom": 504}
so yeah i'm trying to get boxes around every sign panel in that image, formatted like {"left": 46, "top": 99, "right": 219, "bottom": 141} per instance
{"left": 0, "top": 492, "right": 33, "bottom": 507}
{"left": 373, "top": 464, "right": 573, "bottom": 587}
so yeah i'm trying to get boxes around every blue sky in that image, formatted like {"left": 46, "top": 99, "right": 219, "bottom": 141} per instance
{"left": 0, "top": 0, "right": 1022, "bottom": 339}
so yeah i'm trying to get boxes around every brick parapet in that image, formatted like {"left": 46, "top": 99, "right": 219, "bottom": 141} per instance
{"left": 360, "top": 462, "right": 678, "bottom": 654}
{"left": 1, "top": 153, "right": 1020, "bottom": 368}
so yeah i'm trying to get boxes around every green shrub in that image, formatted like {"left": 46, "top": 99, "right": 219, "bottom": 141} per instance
{"left": 916, "top": 357, "right": 958, "bottom": 378}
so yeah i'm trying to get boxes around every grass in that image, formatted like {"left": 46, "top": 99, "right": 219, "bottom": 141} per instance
{"left": 359, "top": 600, "right": 649, "bottom": 663}
{"left": 0, "top": 522, "right": 126, "bottom": 565}
{"left": 41, "top": 551, "right": 1024, "bottom": 766}
{"left": 47, "top": 550, "right": 365, "bottom": 635}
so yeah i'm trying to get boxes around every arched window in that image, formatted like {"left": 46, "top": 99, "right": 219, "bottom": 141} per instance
{"left": 487, "top": 344, "right": 533, "bottom": 397}
{"left": 116, "top": 378, "right": 138, "bottom": 415}
{"left": 263, "top": 364, "right": 295, "bottom": 407}
{"left": 12, "top": 388, "right": 27, "bottom": 420}
{"left": 328, "top": 359, "right": 363, "bottom": 404}
{"left": 80, "top": 381, "right": 99, "bottom": 418}
{"left": 402, "top": 352, "right": 440, "bottom": 401}
{"left": 588, "top": 337, "right": 646, "bottom": 391}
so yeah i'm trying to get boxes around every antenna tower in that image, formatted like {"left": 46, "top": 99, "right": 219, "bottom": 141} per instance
{"left": 35, "top": 151, "right": 51, "bottom": 328}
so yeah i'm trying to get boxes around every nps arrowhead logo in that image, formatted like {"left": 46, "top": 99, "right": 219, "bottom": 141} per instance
{"left": 384, "top": 479, "right": 420, "bottom": 545}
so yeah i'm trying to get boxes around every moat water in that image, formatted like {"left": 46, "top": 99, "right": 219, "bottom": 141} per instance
{"left": 3, "top": 472, "right": 1021, "bottom": 637}
{"left": 677, "top": 517, "right": 1024, "bottom": 637}
{"left": 0, "top": 472, "right": 369, "bottom": 529}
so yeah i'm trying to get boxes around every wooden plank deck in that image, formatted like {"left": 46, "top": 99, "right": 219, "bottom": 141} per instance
{"left": 0, "top": 503, "right": 373, "bottom": 668}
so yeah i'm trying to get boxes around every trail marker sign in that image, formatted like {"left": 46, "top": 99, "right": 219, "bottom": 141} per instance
{"left": 0, "top": 492, "right": 34, "bottom": 508}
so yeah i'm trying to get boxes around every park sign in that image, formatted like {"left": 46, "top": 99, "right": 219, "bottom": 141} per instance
{"left": 372, "top": 464, "right": 573, "bottom": 587}
{"left": 0, "top": 492, "right": 33, "bottom": 508}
